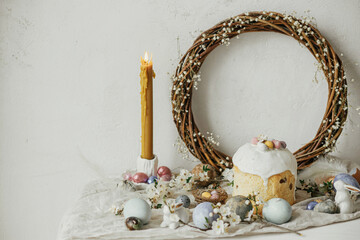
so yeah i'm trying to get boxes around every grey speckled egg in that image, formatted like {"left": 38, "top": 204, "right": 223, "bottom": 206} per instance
{"left": 227, "top": 195, "right": 253, "bottom": 221}
{"left": 176, "top": 195, "right": 191, "bottom": 208}
{"left": 314, "top": 199, "right": 338, "bottom": 214}
{"left": 125, "top": 217, "right": 143, "bottom": 230}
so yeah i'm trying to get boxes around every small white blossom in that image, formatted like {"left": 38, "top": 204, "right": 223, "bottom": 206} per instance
{"left": 219, "top": 205, "right": 231, "bottom": 217}
{"left": 110, "top": 205, "right": 123, "bottom": 215}
{"left": 229, "top": 214, "right": 241, "bottom": 226}
{"left": 221, "top": 168, "right": 234, "bottom": 182}
{"left": 212, "top": 219, "right": 228, "bottom": 235}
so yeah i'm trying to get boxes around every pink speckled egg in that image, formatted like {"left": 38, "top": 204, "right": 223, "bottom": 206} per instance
{"left": 160, "top": 174, "right": 172, "bottom": 181}
{"left": 132, "top": 172, "right": 149, "bottom": 183}
{"left": 157, "top": 166, "right": 172, "bottom": 177}
{"left": 280, "top": 141, "right": 287, "bottom": 149}
{"left": 272, "top": 140, "right": 282, "bottom": 149}
{"left": 211, "top": 190, "right": 218, "bottom": 195}
{"left": 210, "top": 194, "right": 219, "bottom": 200}
{"left": 251, "top": 137, "right": 259, "bottom": 145}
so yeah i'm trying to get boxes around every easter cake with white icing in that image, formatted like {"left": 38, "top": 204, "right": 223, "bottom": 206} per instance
{"left": 232, "top": 136, "right": 297, "bottom": 212}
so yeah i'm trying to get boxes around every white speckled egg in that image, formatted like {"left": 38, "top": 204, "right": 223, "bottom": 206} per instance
{"left": 262, "top": 198, "right": 292, "bottom": 225}
{"left": 123, "top": 198, "right": 151, "bottom": 224}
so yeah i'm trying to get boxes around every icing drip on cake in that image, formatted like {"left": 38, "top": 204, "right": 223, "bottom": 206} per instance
{"left": 232, "top": 143, "right": 297, "bottom": 187}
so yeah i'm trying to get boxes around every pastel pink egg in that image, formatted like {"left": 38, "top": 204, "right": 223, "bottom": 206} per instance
{"left": 132, "top": 172, "right": 149, "bottom": 183}
{"left": 160, "top": 174, "right": 172, "bottom": 181}
{"left": 123, "top": 172, "right": 133, "bottom": 181}
{"left": 210, "top": 194, "right": 219, "bottom": 200}
{"left": 280, "top": 141, "right": 287, "bottom": 149}
{"left": 272, "top": 140, "right": 282, "bottom": 149}
{"left": 157, "top": 166, "right": 172, "bottom": 177}
{"left": 251, "top": 137, "right": 259, "bottom": 145}
{"left": 211, "top": 190, "right": 218, "bottom": 195}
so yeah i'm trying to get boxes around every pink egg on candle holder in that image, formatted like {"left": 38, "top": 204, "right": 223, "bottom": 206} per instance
{"left": 132, "top": 172, "right": 149, "bottom": 183}
{"left": 160, "top": 174, "right": 172, "bottom": 181}
{"left": 250, "top": 137, "right": 259, "bottom": 145}
{"left": 123, "top": 172, "right": 133, "bottom": 181}
{"left": 157, "top": 166, "right": 172, "bottom": 177}
{"left": 272, "top": 140, "right": 282, "bottom": 149}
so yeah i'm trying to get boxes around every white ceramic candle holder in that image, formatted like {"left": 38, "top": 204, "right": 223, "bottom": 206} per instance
{"left": 137, "top": 155, "right": 158, "bottom": 177}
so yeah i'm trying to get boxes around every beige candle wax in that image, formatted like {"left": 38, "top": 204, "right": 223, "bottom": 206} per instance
{"left": 140, "top": 52, "right": 155, "bottom": 159}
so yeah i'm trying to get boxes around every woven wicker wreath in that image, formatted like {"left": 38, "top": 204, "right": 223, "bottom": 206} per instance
{"left": 171, "top": 11, "right": 348, "bottom": 172}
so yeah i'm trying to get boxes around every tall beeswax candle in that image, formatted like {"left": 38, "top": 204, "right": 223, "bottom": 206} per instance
{"left": 140, "top": 52, "right": 155, "bottom": 159}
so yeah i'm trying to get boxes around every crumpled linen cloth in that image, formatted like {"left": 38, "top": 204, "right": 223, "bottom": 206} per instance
{"left": 57, "top": 177, "right": 360, "bottom": 240}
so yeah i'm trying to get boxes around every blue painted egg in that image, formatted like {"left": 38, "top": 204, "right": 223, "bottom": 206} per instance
{"left": 193, "top": 202, "right": 219, "bottom": 229}
{"left": 123, "top": 198, "right": 151, "bottom": 224}
{"left": 263, "top": 198, "right": 292, "bottom": 225}
{"left": 147, "top": 176, "right": 158, "bottom": 184}
{"left": 306, "top": 201, "right": 318, "bottom": 210}
{"left": 333, "top": 173, "right": 360, "bottom": 191}
{"left": 176, "top": 195, "right": 191, "bottom": 208}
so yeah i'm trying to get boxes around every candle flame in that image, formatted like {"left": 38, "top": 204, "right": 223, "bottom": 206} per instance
{"left": 144, "top": 52, "right": 149, "bottom": 62}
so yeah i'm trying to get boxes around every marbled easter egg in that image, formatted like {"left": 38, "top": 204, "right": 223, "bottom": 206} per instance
{"left": 264, "top": 140, "right": 274, "bottom": 149}
{"left": 201, "top": 192, "right": 211, "bottom": 199}
{"left": 132, "top": 172, "right": 149, "bottom": 183}
{"left": 157, "top": 166, "right": 172, "bottom": 177}
{"left": 123, "top": 198, "right": 151, "bottom": 224}
{"left": 193, "top": 202, "right": 219, "bottom": 229}
{"left": 306, "top": 201, "right": 318, "bottom": 210}
{"left": 263, "top": 198, "right": 292, "bottom": 225}
{"left": 272, "top": 140, "right": 282, "bottom": 149}
{"left": 176, "top": 195, "right": 191, "bottom": 208}
{"left": 125, "top": 217, "right": 143, "bottom": 230}
{"left": 227, "top": 195, "right": 253, "bottom": 221}
{"left": 210, "top": 194, "right": 219, "bottom": 200}
{"left": 314, "top": 199, "right": 338, "bottom": 214}
{"left": 191, "top": 163, "right": 218, "bottom": 187}
{"left": 147, "top": 176, "right": 158, "bottom": 184}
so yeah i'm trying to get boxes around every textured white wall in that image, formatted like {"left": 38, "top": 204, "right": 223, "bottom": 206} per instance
{"left": 0, "top": 0, "right": 360, "bottom": 239}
